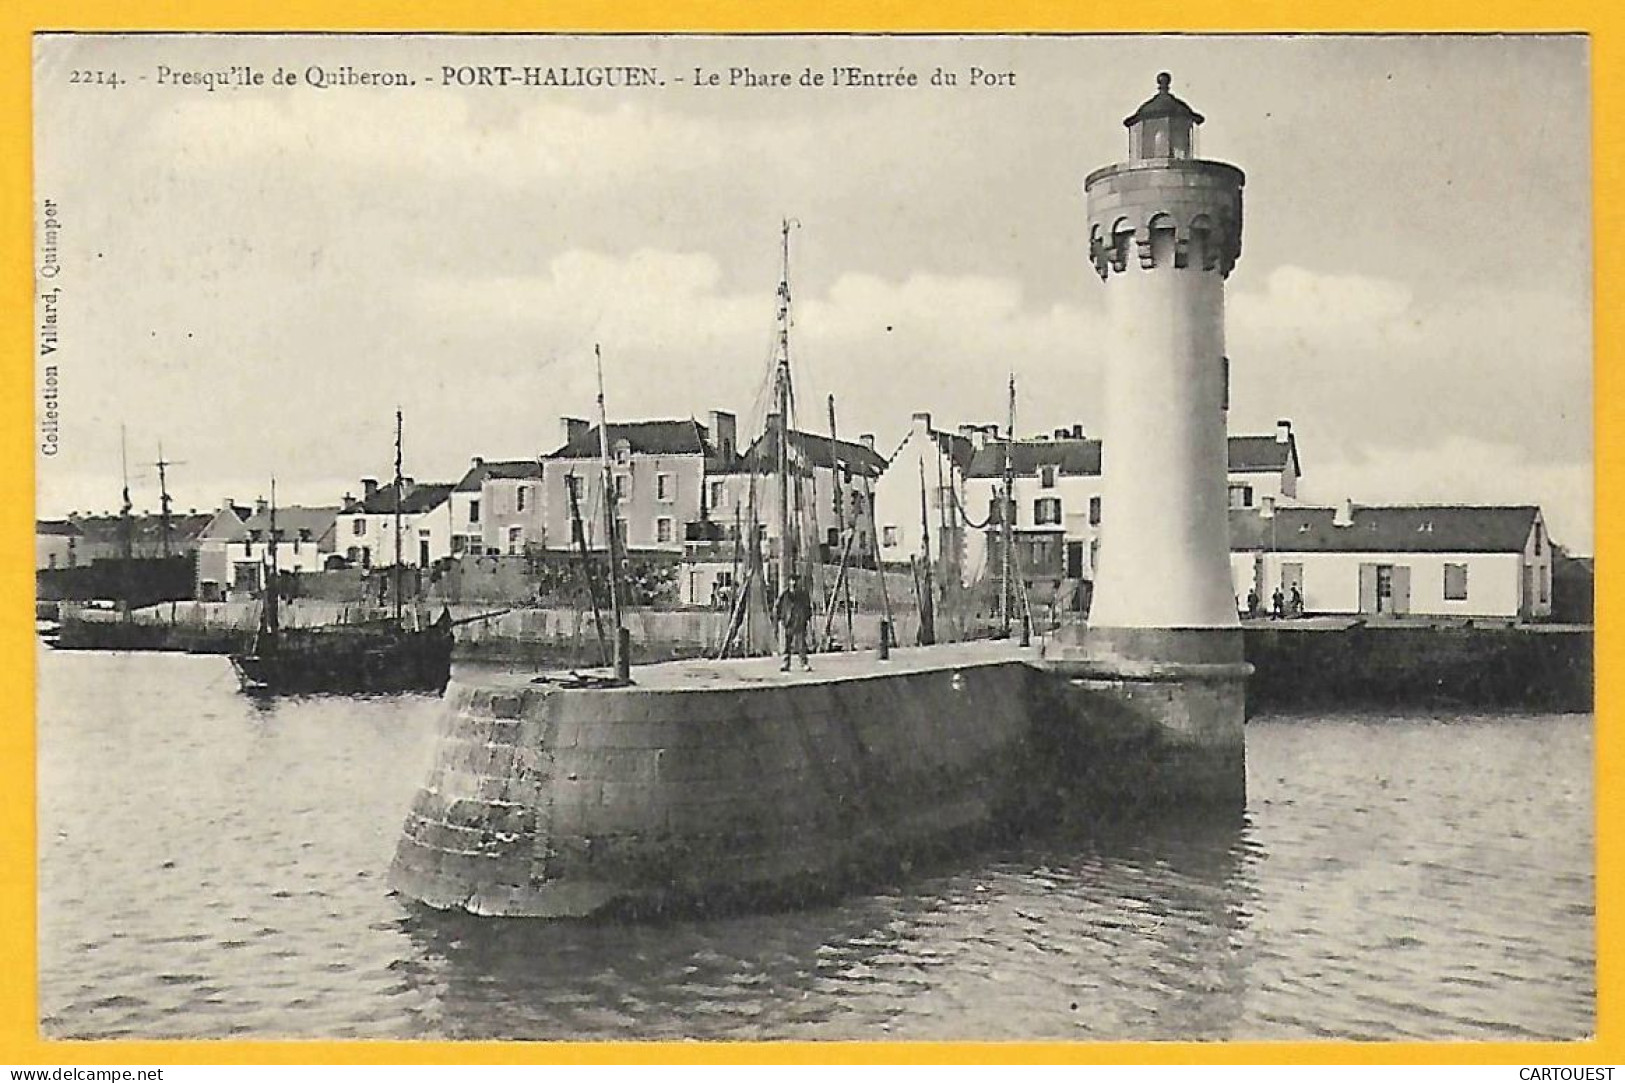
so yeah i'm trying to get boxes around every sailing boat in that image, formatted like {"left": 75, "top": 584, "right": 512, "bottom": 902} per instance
{"left": 717, "top": 220, "right": 826, "bottom": 659}
{"left": 50, "top": 428, "right": 175, "bottom": 651}
{"left": 227, "top": 413, "right": 454, "bottom": 695}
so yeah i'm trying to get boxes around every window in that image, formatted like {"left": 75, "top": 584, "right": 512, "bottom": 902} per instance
{"left": 1540, "top": 566, "right": 1550, "bottom": 604}
{"left": 564, "top": 475, "right": 582, "bottom": 502}
{"left": 615, "top": 518, "right": 629, "bottom": 545}
{"left": 352, "top": 518, "right": 365, "bottom": 536}
{"left": 1534, "top": 525, "right": 1544, "bottom": 556}
{"left": 451, "top": 536, "right": 466, "bottom": 554}
{"left": 656, "top": 517, "right": 674, "bottom": 544}
{"left": 851, "top": 493, "right": 866, "bottom": 515}
{"left": 508, "top": 526, "right": 523, "bottom": 554}
{"left": 656, "top": 474, "right": 674, "bottom": 501}
{"left": 360, "top": 546, "right": 371, "bottom": 568}
{"left": 1089, "top": 496, "right": 1102, "bottom": 526}
{"left": 516, "top": 487, "right": 528, "bottom": 513}
{"left": 883, "top": 525, "right": 898, "bottom": 547}
{"left": 1444, "top": 563, "right": 1468, "bottom": 601}
{"left": 570, "top": 519, "right": 584, "bottom": 545}
{"left": 1040, "top": 465, "right": 1057, "bottom": 489}
{"left": 469, "top": 499, "right": 481, "bottom": 524}
{"left": 709, "top": 480, "right": 725, "bottom": 509}
{"left": 613, "top": 474, "right": 629, "bottom": 500}
{"left": 1228, "top": 484, "right": 1254, "bottom": 509}
{"left": 48, "top": 553, "right": 57, "bottom": 569}
{"left": 1034, "top": 497, "right": 1062, "bottom": 525}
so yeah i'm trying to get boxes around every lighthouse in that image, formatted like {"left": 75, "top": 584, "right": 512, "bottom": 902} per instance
{"left": 1049, "top": 72, "right": 1250, "bottom": 805}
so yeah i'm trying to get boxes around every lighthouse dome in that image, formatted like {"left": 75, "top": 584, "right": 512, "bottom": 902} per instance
{"left": 1124, "top": 72, "right": 1203, "bottom": 160}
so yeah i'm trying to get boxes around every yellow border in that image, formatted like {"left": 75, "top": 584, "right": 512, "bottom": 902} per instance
{"left": 5, "top": 3, "right": 1615, "bottom": 1067}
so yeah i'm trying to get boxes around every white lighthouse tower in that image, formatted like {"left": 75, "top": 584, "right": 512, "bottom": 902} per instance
{"left": 1050, "top": 72, "right": 1250, "bottom": 804}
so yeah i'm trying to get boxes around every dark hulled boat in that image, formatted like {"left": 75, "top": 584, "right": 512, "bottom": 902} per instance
{"left": 228, "top": 412, "right": 454, "bottom": 696}
{"left": 229, "top": 612, "right": 454, "bottom": 695}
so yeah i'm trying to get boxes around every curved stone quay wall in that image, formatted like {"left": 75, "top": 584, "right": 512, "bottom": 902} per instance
{"left": 389, "top": 643, "right": 1246, "bottom": 919}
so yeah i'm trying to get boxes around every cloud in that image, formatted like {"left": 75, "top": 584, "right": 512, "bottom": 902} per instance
{"left": 1301, "top": 436, "right": 1593, "bottom": 552}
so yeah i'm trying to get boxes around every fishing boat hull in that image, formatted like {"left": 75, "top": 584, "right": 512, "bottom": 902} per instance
{"left": 50, "top": 616, "right": 177, "bottom": 652}
{"left": 229, "top": 624, "right": 454, "bottom": 695}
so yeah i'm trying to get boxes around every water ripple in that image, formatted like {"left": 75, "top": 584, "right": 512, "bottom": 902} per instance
{"left": 38, "top": 653, "right": 1593, "bottom": 1041}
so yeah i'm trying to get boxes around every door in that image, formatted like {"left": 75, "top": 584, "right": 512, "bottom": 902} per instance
{"left": 419, "top": 539, "right": 431, "bottom": 566}
{"left": 1066, "top": 541, "right": 1085, "bottom": 579}
{"left": 1358, "top": 563, "right": 1379, "bottom": 614}
{"left": 1390, "top": 565, "right": 1411, "bottom": 616}
{"left": 1522, "top": 564, "right": 1535, "bottom": 620}
{"left": 1375, "top": 565, "right": 1394, "bottom": 614}
{"left": 1279, "top": 562, "right": 1304, "bottom": 616}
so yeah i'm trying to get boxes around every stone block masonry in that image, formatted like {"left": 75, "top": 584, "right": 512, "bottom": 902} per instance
{"left": 388, "top": 642, "right": 1247, "bottom": 918}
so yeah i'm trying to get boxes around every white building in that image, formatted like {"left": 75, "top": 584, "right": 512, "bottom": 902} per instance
{"left": 872, "top": 411, "right": 986, "bottom": 582}
{"left": 335, "top": 478, "right": 456, "bottom": 568}
{"left": 959, "top": 428, "right": 1304, "bottom": 607}
{"left": 1229, "top": 503, "right": 1554, "bottom": 621}
{"left": 451, "top": 457, "right": 546, "bottom": 556}
{"left": 222, "top": 505, "right": 340, "bottom": 595}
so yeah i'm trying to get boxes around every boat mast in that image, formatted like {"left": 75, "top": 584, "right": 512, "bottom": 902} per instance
{"left": 774, "top": 218, "right": 794, "bottom": 595}
{"left": 119, "top": 425, "right": 134, "bottom": 620}
{"left": 265, "top": 477, "right": 280, "bottom": 638}
{"left": 1001, "top": 374, "right": 1016, "bottom": 636}
{"left": 595, "top": 343, "right": 628, "bottom": 678}
{"left": 155, "top": 442, "right": 174, "bottom": 560}
{"left": 393, "top": 408, "right": 404, "bottom": 624}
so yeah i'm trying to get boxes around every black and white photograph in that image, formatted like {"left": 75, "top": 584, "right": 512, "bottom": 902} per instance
{"left": 32, "top": 32, "right": 1593, "bottom": 1043}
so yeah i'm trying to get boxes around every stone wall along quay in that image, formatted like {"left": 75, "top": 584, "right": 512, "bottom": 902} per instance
{"left": 388, "top": 640, "right": 1249, "bottom": 919}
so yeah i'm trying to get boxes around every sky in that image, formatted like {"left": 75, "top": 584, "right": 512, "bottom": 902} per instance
{"left": 31, "top": 33, "right": 1593, "bottom": 550}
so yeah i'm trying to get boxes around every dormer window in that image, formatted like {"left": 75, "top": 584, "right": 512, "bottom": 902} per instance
{"left": 613, "top": 439, "right": 631, "bottom": 464}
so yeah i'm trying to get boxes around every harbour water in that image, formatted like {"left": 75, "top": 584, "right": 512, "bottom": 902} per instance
{"left": 38, "top": 649, "right": 1593, "bottom": 1042}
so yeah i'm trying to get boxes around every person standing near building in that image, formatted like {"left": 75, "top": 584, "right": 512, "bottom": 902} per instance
{"left": 775, "top": 572, "right": 813, "bottom": 672}
{"left": 1272, "top": 586, "right": 1285, "bottom": 619}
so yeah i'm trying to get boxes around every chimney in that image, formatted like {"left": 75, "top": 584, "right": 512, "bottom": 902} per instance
{"left": 401, "top": 476, "right": 416, "bottom": 494}
{"left": 1276, "top": 419, "right": 1293, "bottom": 445}
{"left": 1260, "top": 495, "right": 1275, "bottom": 519}
{"left": 709, "top": 410, "right": 737, "bottom": 458}
{"left": 859, "top": 433, "right": 876, "bottom": 451}
{"left": 361, "top": 477, "right": 379, "bottom": 499}
{"left": 221, "top": 496, "right": 235, "bottom": 512}
{"left": 958, "top": 423, "right": 988, "bottom": 451}
{"left": 1333, "top": 498, "right": 1355, "bottom": 527}
{"left": 560, "top": 417, "right": 589, "bottom": 448}
{"left": 471, "top": 455, "right": 484, "bottom": 469}
{"left": 1053, "top": 428, "right": 1069, "bottom": 440}
{"left": 254, "top": 497, "right": 269, "bottom": 515}
{"left": 911, "top": 411, "right": 932, "bottom": 435}
{"left": 1073, "top": 423, "right": 1086, "bottom": 439}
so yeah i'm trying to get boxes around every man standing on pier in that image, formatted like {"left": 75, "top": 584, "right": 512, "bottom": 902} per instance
{"left": 776, "top": 572, "right": 813, "bottom": 672}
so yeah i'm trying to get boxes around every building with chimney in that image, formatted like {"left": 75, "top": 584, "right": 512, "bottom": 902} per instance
{"left": 540, "top": 413, "right": 736, "bottom": 554}
{"left": 335, "top": 477, "right": 456, "bottom": 568}
{"left": 870, "top": 411, "right": 983, "bottom": 582}
{"left": 960, "top": 427, "right": 1304, "bottom": 609}
{"left": 1229, "top": 503, "right": 1554, "bottom": 620}
{"left": 451, "top": 457, "right": 546, "bottom": 556}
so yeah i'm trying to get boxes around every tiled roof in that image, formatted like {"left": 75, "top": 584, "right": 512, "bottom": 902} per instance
{"left": 240, "top": 506, "right": 340, "bottom": 537}
{"left": 455, "top": 459, "right": 544, "bottom": 492}
{"left": 966, "top": 435, "right": 1297, "bottom": 479}
{"left": 1229, "top": 505, "right": 1541, "bottom": 554}
{"left": 738, "top": 428, "right": 889, "bottom": 477}
{"left": 71, "top": 512, "right": 216, "bottom": 547}
{"left": 547, "top": 420, "right": 711, "bottom": 460}
{"left": 966, "top": 439, "right": 1103, "bottom": 478}
{"left": 1227, "top": 435, "right": 1299, "bottom": 475}
{"left": 932, "top": 430, "right": 977, "bottom": 473}
{"left": 347, "top": 482, "right": 455, "bottom": 515}
{"left": 36, "top": 519, "right": 82, "bottom": 537}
